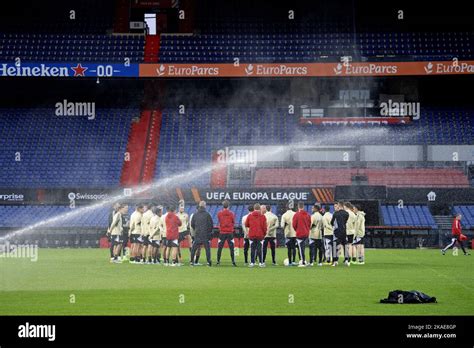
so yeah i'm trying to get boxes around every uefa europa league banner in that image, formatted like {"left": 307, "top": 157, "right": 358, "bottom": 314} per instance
{"left": 1, "top": 187, "right": 473, "bottom": 205}
{"left": 196, "top": 188, "right": 335, "bottom": 204}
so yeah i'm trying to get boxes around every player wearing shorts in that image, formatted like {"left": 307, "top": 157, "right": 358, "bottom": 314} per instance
{"left": 442, "top": 213, "right": 470, "bottom": 256}
{"left": 128, "top": 204, "right": 144, "bottom": 263}
{"left": 177, "top": 205, "right": 190, "bottom": 264}
{"left": 263, "top": 205, "right": 278, "bottom": 266}
{"left": 107, "top": 203, "right": 120, "bottom": 262}
{"left": 309, "top": 204, "right": 324, "bottom": 266}
{"left": 109, "top": 204, "right": 128, "bottom": 263}
{"left": 322, "top": 205, "right": 334, "bottom": 265}
{"left": 353, "top": 205, "right": 366, "bottom": 264}
{"left": 242, "top": 205, "right": 253, "bottom": 265}
{"left": 344, "top": 202, "right": 357, "bottom": 264}
{"left": 165, "top": 205, "right": 182, "bottom": 266}
{"left": 140, "top": 203, "right": 154, "bottom": 264}
{"left": 149, "top": 206, "right": 163, "bottom": 264}
{"left": 216, "top": 200, "right": 236, "bottom": 266}
{"left": 160, "top": 209, "right": 168, "bottom": 264}
{"left": 281, "top": 203, "right": 297, "bottom": 266}
{"left": 292, "top": 202, "right": 311, "bottom": 267}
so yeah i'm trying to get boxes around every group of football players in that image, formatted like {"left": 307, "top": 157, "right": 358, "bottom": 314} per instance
{"left": 106, "top": 199, "right": 366, "bottom": 267}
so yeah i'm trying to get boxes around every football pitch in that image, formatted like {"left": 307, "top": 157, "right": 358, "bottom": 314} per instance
{"left": 0, "top": 248, "right": 472, "bottom": 316}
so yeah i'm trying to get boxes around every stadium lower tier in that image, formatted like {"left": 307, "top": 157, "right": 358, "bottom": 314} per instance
{"left": 1, "top": 204, "right": 473, "bottom": 229}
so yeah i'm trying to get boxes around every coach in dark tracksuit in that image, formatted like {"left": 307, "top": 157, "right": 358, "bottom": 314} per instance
{"left": 331, "top": 202, "right": 349, "bottom": 265}
{"left": 190, "top": 201, "right": 213, "bottom": 266}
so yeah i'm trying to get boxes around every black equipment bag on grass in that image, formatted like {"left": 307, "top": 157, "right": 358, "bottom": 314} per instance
{"left": 380, "top": 290, "right": 437, "bottom": 304}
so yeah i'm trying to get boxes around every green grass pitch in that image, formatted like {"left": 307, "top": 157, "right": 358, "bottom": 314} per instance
{"left": 0, "top": 248, "right": 472, "bottom": 315}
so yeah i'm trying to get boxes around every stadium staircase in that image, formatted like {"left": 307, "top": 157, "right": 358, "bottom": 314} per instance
{"left": 120, "top": 109, "right": 163, "bottom": 186}
{"left": 144, "top": 35, "right": 160, "bottom": 63}
{"left": 120, "top": 111, "right": 151, "bottom": 186}
{"left": 141, "top": 110, "right": 162, "bottom": 183}
{"left": 433, "top": 215, "right": 454, "bottom": 247}
{"left": 433, "top": 215, "right": 453, "bottom": 232}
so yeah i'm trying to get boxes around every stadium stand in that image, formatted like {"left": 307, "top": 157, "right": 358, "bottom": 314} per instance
{"left": 154, "top": 107, "right": 472, "bottom": 187}
{"left": 381, "top": 205, "right": 437, "bottom": 228}
{"left": 0, "top": 108, "right": 137, "bottom": 188}
{"left": 0, "top": 205, "right": 109, "bottom": 228}
{"left": 0, "top": 106, "right": 469, "bottom": 190}
{"left": 301, "top": 108, "right": 473, "bottom": 145}
{"left": 0, "top": 204, "right": 334, "bottom": 229}
{"left": 0, "top": 33, "right": 145, "bottom": 63}
{"left": 159, "top": 32, "right": 354, "bottom": 63}
{"left": 159, "top": 31, "right": 473, "bottom": 63}
{"left": 453, "top": 205, "right": 474, "bottom": 229}
{"left": 357, "top": 31, "right": 473, "bottom": 61}
{"left": 365, "top": 168, "right": 469, "bottom": 188}
{"left": 254, "top": 168, "right": 469, "bottom": 188}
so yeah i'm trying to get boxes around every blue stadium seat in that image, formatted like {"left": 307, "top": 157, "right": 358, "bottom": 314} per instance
{"left": 158, "top": 30, "right": 473, "bottom": 63}
{"left": 0, "top": 33, "right": 145, "bottom": 63}
{"left": 0, "top": 205, "right": 108, "bottom": 228}
{"left": 154, "top": 107, "right": 473, "bottom": 186}
{"left": 0, "top": 108, "right": 137, "bottom": 188}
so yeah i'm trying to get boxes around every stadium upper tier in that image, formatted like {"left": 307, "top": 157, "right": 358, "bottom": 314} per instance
{"left": 159, "top": 31, "right": 473, "bottom": 63}
{"left": 0, "top": 33, "right": 145, "bottom": 63}
{"left": 0, "top": 31, "right": 471, "bottom": 64}
{"left": 155, "top": 108, "right": 473, "bottom": 186}
{"left": 0, "top": 108, "right": 137, "bottom": 188}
